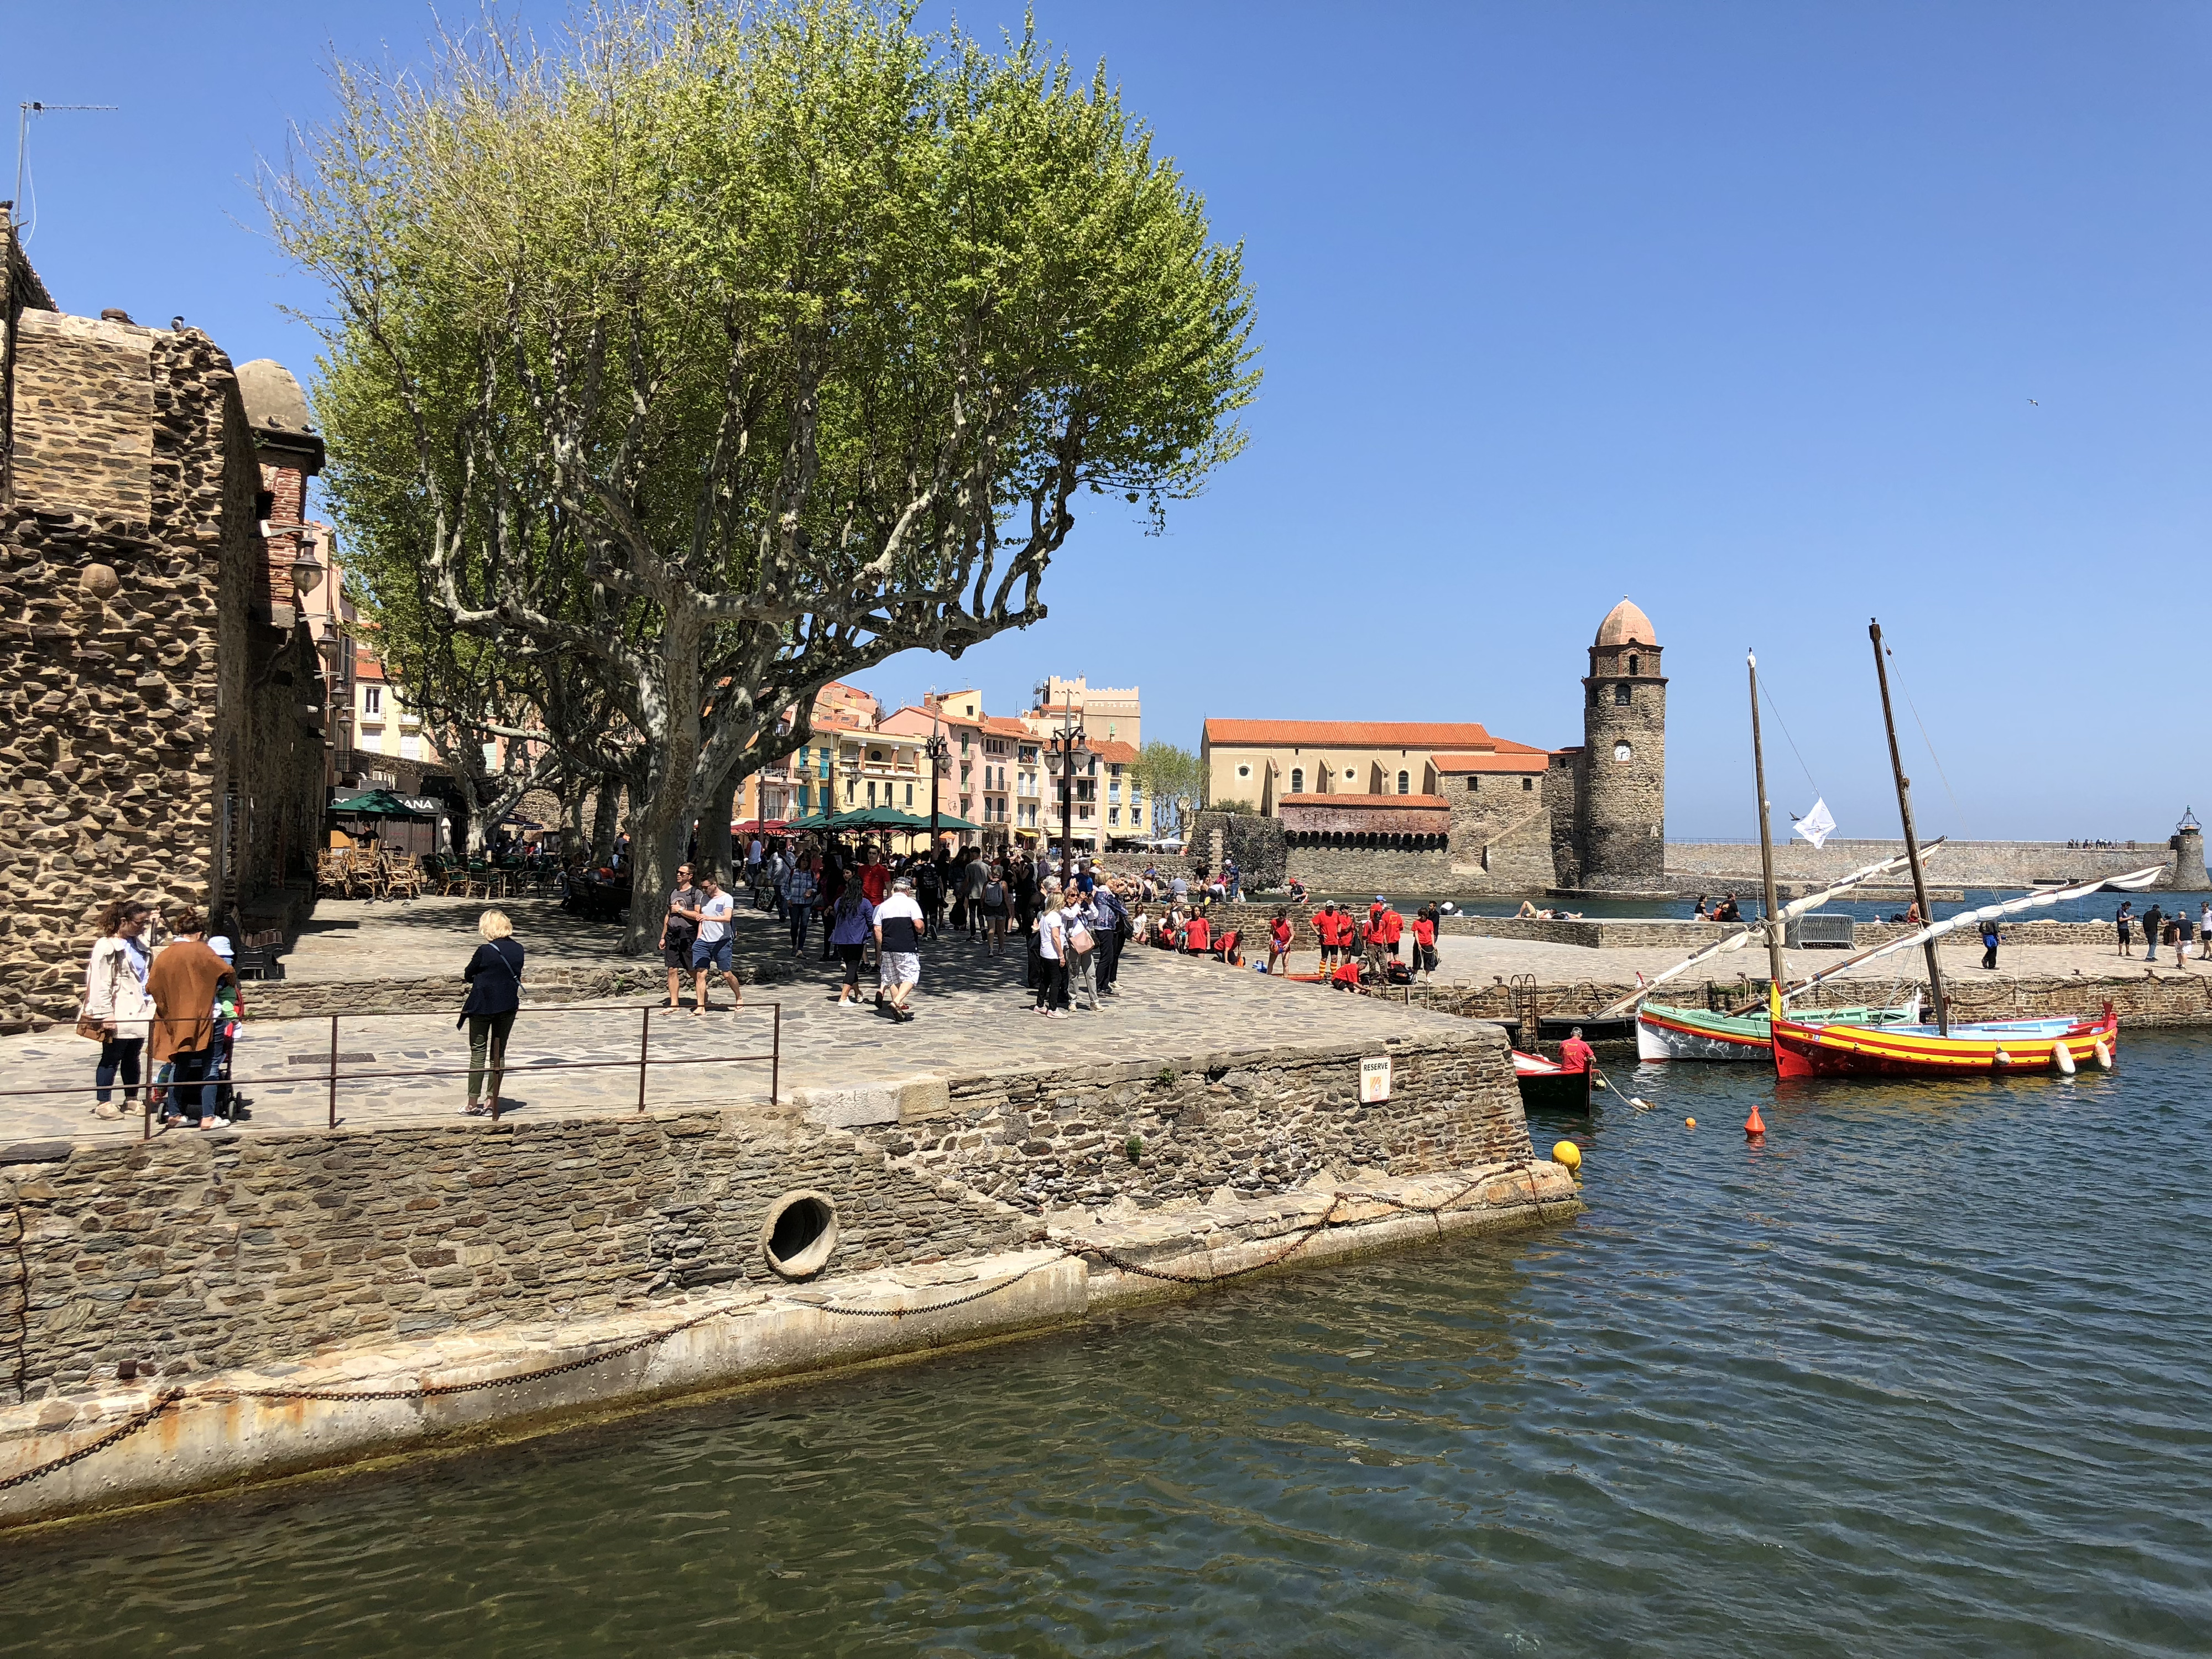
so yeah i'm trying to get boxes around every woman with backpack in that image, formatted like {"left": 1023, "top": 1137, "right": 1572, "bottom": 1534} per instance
{"left": 980, "top": 860, "right": 1011, "bottom": 956}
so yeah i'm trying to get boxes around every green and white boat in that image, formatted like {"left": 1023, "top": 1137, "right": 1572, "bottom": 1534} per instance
{"left": 1635, "top": 995, "right": 1919, "bottom": 1062}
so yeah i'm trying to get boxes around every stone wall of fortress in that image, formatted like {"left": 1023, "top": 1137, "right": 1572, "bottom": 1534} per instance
{"left": 1665, "top": 838, "right": 2194, "bottom": 892}
{"left": 0, "top": 222, "right": 326, "bottom": 1030}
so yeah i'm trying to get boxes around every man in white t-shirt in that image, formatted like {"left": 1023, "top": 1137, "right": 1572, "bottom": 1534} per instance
{"left": 873, "top": 877, "right": 926, "bottom": 1021}
{"left": 680, "top": 872, "right": 745, "bottom": 1015}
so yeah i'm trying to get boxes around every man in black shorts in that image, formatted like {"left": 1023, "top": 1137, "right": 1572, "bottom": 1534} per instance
{"left": 658, "top": 863, "right": 701, "bottom": 1010}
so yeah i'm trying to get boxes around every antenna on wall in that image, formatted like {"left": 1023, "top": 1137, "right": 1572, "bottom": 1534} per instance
{"left": 13, "top": 101, "right": 119, "bottom": 243}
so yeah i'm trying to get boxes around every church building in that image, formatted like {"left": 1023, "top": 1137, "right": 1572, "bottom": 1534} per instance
{"left": 1197, "top": 597, "right": 1667, "bottom": 894}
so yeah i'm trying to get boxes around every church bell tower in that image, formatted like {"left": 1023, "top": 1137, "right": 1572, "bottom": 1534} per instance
{"left": 1578, "top": 597, "right": 1667, "bottom": 889}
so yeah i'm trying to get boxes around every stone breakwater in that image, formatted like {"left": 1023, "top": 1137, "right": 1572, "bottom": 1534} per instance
{"left": 0, "top": 1022, "right": 1554, "bottom": 1525}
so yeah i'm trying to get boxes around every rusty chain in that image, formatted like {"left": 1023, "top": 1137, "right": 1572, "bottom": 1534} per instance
{"left": 0, "top": 1166, "right": 1577, "bottom": 1493}
{"left": 0, "top": 1389, "right": 182, "bottom": 1495}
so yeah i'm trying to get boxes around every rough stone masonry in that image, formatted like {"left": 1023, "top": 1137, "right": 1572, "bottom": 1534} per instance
{"left": 1, "top": 210, "right": 328, "bottom": 1029}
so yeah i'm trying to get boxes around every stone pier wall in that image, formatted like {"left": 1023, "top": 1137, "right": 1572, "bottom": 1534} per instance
{"left": 0, "top": 1027, "right": 1528, "bottom": 1405}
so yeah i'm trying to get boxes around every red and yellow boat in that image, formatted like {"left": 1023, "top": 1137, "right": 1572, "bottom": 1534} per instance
{"left": 1770, "top": 1004, "right": 2117, "bottom": 1080}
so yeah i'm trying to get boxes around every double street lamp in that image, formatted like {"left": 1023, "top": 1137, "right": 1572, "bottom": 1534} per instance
{"left": 1035, "top": 682, "right": 1090, "bottom": 879}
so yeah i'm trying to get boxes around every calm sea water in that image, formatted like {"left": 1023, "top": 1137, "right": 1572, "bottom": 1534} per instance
{"left": 4, "top": 1032, "right": 2208, "bottom": 1657}
{"left": 1433, "top": 888, "right": 2212, "bottom": 925}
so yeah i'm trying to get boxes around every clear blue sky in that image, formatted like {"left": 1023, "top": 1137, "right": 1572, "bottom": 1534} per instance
{"left": 12, "top": 2, "right": 2206, "bottom": 839}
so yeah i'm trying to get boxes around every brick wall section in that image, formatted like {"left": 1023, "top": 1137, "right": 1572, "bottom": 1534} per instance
{"left": 0, "top": 296, "right": 326, "bottom": 1029}
{"left": 1287, "top": 843, "right": 1457, "bottom": 892}
{"left": 877, "top": 1031, "right": 1530, "bottom": 1214}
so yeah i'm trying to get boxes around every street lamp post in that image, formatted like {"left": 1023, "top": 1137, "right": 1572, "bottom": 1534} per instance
{"left": 924, "top": 702, "right": 951, "bottom": 864}
{"left": 1035, "top": 683, "right": 1088, "bottom": 880}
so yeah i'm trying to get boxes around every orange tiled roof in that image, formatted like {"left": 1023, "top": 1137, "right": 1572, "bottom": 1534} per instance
{"left": 980, "top": 715, "right": 1032, "bottom": 738}
{"left": 1089, "top": 738, "right": 1138, "bottom": 764}
{"left": 1280, "top": 793, "right": 1449, "bottom": 808}
{"left": 1204, "top": 719, "right": 1501, "bottom": 749}
{"left": 1431, "top": 752, "right": 1550, "bottom": 773}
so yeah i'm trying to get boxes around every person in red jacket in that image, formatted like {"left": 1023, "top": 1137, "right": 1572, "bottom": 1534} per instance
{"left": 1185, "top": 912, "right": 1211, "bottom": 956}
{"left": 1312, "top": 902, "right": 1340, "bottom": 970}
{"left": 1412, "top": 906, "right": 1438, "bottom": 980}
{"left": 1557, "top": 1026, "right": 1595, "bottom": 1073}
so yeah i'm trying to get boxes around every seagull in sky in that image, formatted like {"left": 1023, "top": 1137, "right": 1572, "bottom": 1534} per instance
{"left": 2026, "top": 397, "right": 2039, "bottom": 406}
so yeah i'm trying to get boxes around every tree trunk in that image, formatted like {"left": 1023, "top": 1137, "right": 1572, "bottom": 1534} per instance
{"left": 700, "top": 763, "right": 740, "bottom": 885}
{"left": 589, "top": 774, "right": 623, "bottom": 865}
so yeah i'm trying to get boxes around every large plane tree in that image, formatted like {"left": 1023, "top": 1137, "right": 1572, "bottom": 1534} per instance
{"left": 274, "top": 0, "right": 1257, "bottom": 947}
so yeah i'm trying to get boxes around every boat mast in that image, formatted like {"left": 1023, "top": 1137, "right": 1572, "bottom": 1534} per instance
{"left": 1747, "top": 651, "right": 1788, "bottom": 1000}
{"left": 1868, "top": 619, "right": 1949, "bottom": 1035}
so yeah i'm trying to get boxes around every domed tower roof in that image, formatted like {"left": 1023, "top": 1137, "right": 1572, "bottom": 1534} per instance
{"left": 235, "top": 358, "right": 325, "bottom": 475}
{"left": 1594, "top": 597, "right": 1656, "bottom": 648}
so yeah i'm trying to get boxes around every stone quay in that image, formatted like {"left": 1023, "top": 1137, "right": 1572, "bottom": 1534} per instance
{"left": 0, "top": 908, "right": 1575, "bottom": 1528}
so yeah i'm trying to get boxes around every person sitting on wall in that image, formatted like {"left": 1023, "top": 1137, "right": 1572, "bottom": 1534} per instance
{"left": 1713, "top": 894, "right": 1743, "bottom": 923}
{"left": 1286, "top": 876, "right": 1307, "bottom": 903}
{"left": 1693, "top": 894, "right": 1709, "bottom": 919}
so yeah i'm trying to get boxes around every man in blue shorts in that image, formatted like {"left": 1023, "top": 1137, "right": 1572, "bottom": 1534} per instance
{"left": 682, "top": 872, "right": 745, "bottom": 1014}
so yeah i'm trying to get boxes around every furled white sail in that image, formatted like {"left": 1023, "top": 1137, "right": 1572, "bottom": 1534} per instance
{"left": 1787, "top": 864, "right": 2166, "bottom": 998}
{"left": 1594, "top": 842, "right": 1946, "bottom": 1018}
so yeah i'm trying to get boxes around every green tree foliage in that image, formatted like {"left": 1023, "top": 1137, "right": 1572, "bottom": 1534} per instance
{"left": 1128, "top": 740, "right": 1201, "bottom": 834}
{"left": 271, "top": 0, "right": 1258, "bottom": 943}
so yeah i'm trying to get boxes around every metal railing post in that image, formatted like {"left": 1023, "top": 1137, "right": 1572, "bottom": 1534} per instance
{"left": 637, "top": 1004, "right": 651, "bottom": 1113}
{"left": 770, "top": 1003, "right": 780, "bottom": 1104}
{"left": 326, "top": 1013, "right": 339, "bottom": 1129}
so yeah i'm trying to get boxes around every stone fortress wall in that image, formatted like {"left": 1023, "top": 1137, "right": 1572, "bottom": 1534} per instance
{"left": 1665, "top": 836, "right": 2200, "bottom": 893}
{"left": 0, "top": 213, "right": 327, "bottom": 1030}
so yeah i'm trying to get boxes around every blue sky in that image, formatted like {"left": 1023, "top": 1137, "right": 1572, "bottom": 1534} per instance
{"left": 11, "top": 2, "right": 2206, "bottom": 838}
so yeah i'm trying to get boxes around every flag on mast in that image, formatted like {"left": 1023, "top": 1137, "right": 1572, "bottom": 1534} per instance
{"left": 1793, "top": 797, "right": 1836, "bottom": 848}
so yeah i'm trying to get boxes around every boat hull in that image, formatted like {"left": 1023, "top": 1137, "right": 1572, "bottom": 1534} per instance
{"left": 1770, "top": 1011, "right": 2117, "bottom": 1079}
{"left": 1514, "top": 1053, "right": 1593, "bottom": 1113}
{"left": 1635, "top": 1000, "right": 1920, "bottom": 1063}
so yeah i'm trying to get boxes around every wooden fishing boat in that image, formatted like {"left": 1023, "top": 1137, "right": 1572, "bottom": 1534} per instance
{"left": 1636, "top": 997, "right": 1918, "bottom": 1062}
{"left": 1771, "top": 1006, "right": 2117, "bottom": 1079}
{"left": 1514, "top": 1051, "right": 1592, "bottom": 1113}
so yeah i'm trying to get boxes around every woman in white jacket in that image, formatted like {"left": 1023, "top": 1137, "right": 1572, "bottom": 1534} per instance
{"left": 84, "top": 899, "right": 156, "bottom": 1120}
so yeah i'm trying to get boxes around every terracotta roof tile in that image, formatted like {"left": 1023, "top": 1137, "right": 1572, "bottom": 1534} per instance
{"left": 1089, "top": 738, "right": 1138, "bottom": 763}
{"left": 1204, "top": 719, "right": 1502, "bottom": 748}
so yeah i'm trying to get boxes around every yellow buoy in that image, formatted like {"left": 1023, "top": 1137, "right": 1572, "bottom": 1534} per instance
{"left": 1685, "top": 1117, "right": 1697, "bottom": 1129}
{"left": 1552, "top": 1140, "right": 1582, "bottom": 1173}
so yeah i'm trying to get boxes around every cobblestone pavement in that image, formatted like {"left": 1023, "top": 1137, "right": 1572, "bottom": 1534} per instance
{"left": 283, "top": 896, "right": 630, "bottom": 979}
{"left": 1, "top": 909, "right": 1474, "bottom": 1147}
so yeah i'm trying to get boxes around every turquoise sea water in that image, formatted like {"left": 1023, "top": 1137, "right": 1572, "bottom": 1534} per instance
{"left": 4, "top": 1032, "right": 2209, "bottom": 1657}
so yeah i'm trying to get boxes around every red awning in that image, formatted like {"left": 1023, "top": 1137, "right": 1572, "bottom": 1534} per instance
{"left": 729, "top": 818, "right": 792, "bottom": 834}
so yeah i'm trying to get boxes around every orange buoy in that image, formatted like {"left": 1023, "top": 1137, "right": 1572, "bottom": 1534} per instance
{"left": 1745, "top": 1103, "right": 1766, "bottom": 1137}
